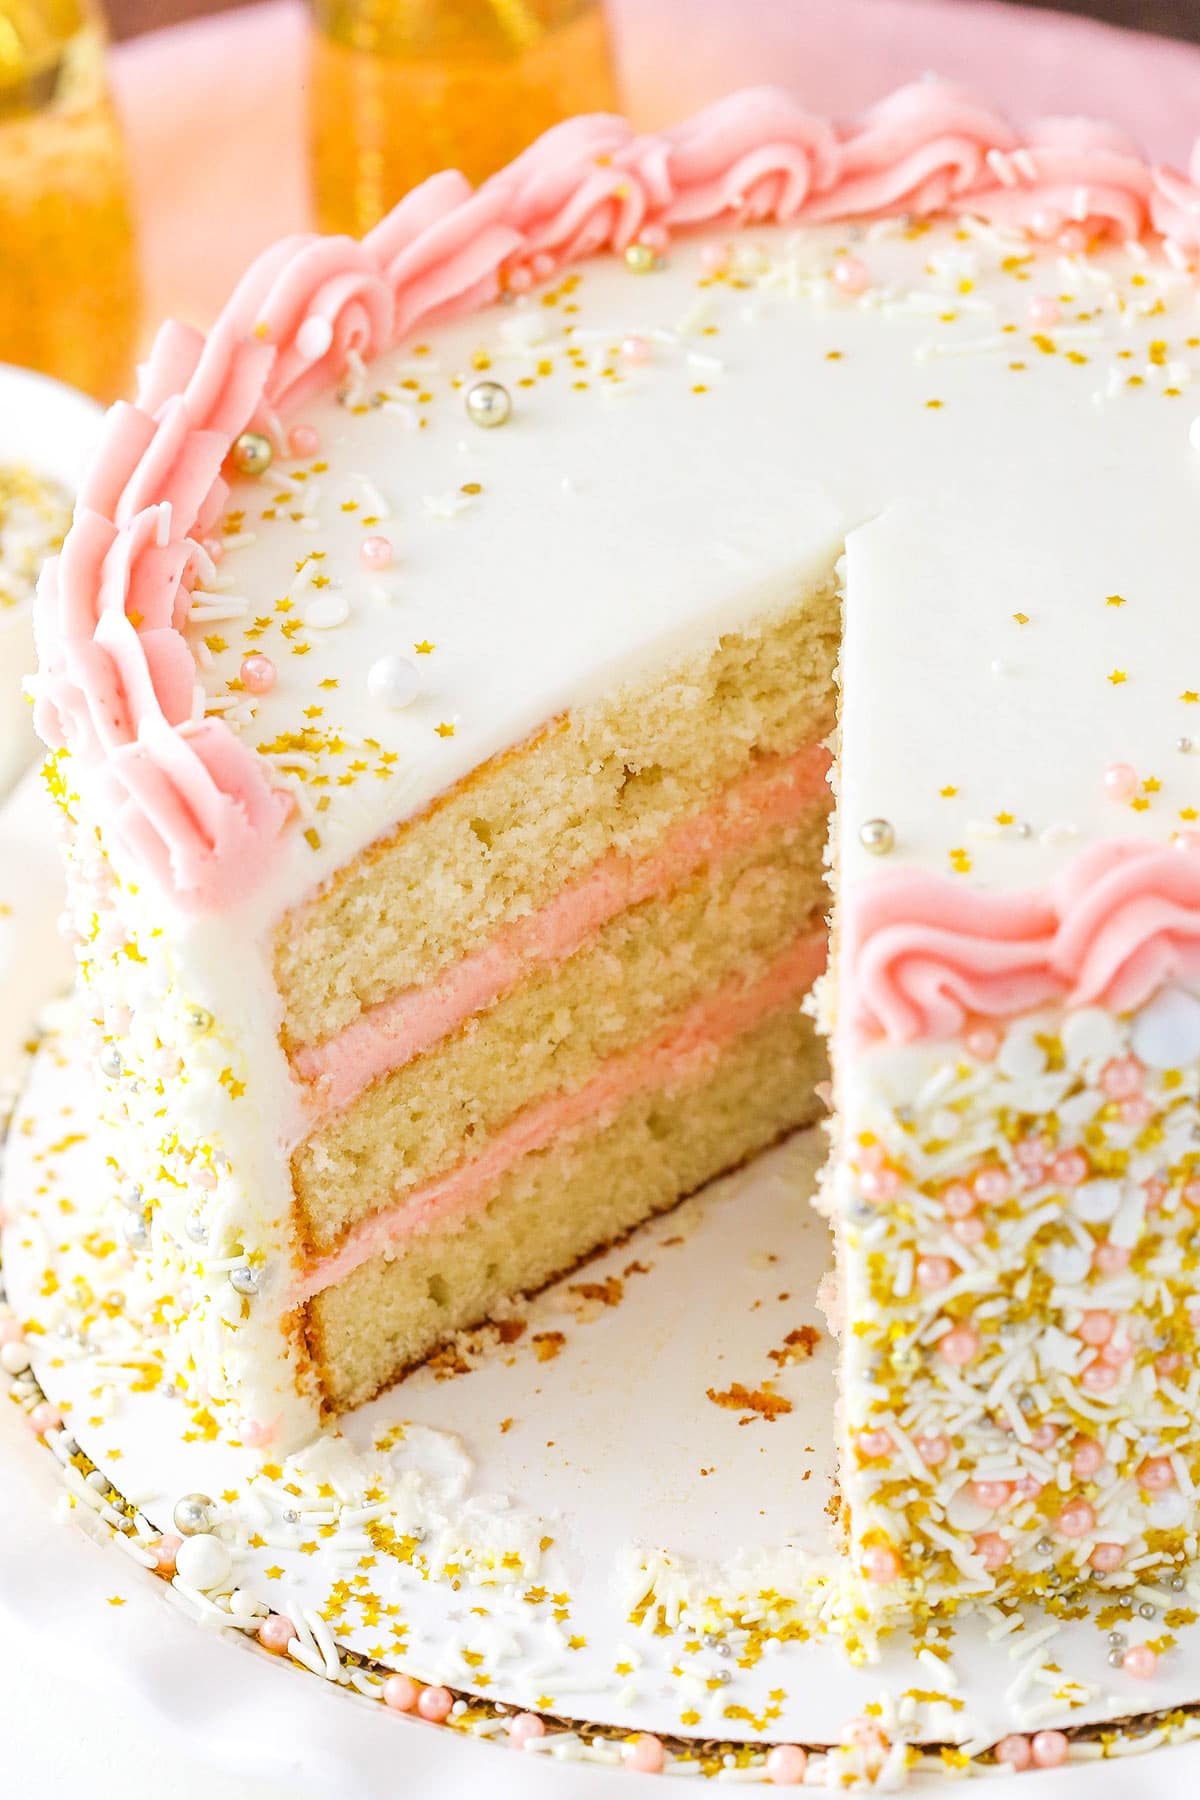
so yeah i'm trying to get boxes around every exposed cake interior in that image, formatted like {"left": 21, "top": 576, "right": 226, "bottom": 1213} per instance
{"left": 277, "top": 579, "right": 841, "bottom": 1411}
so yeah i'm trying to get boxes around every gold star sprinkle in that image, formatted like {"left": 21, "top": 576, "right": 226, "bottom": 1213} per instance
{"left": 435, "top": 722, "right": 455, "bottom": 738}
{"left": 107, "top": 1595, "right": 126, "bottom": 1607}
{"left": 994, "top": 811, "right": 1014, "bottom": 826}
{"left": 940, "top": 785, "right": 958, "bottom": 798}
{"left": 1108, "top": 669, "right": 1127, "bottom": 686}
{"left": 1106, "top": 594, "right": 1126, "bottom": 607}
{"left": 1143, "top": 777, "right": 1162, "bottom": 793}
{"left": 1012, "top": 612, "right": 1029, "bottom": 625}
{"left": 949, "top": 847, "right": 972, "bottom": 874}
{"left": 414, "top": 640, "right": 434, "bottom": 655}
{"left": 1181, "top": 691, "right": 1199, "bottom": 704}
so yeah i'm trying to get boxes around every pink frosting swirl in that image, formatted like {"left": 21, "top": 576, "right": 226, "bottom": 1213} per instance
{"left": 35, "top": 78, "right": 1200, "bottom": 915}
{"left": 960, "top": 116, "right": 1153, "bottom": 243}
{"left": 846, "top": 842, "right": 1200, "bottom": 1046}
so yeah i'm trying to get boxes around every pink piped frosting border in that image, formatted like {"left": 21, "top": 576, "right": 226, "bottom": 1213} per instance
{"left": 31, "top": 78, "right": 1200, "bottom": 1030}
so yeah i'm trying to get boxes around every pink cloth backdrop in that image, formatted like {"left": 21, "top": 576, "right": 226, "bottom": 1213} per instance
{"left": 111, "top": 0, "right": 1200, "bottom": 333}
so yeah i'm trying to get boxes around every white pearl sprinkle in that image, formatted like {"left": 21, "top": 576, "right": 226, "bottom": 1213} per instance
{"left": 0, "top": 1340, "right": 31, "bottom": 1375}
{"left": 297, "top": 315, "right": 335, "bottom": 362}
{"left": 174, "top": 1532, "right": 232, "bottom": 1592}
{"left": 367, "top": 654, "right": 421, "bottom": 710}
{"left": 302, "top": 593, "right": 350, "bottom": 630}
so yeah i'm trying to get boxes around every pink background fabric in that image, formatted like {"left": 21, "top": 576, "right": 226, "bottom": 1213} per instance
{"left": 111, "top": 0, "right": 1200, "bottom": 331}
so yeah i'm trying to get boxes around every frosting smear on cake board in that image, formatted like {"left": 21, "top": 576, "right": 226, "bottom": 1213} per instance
{"left": 12, "top": 76, "right": 1200, "bottom": 1706}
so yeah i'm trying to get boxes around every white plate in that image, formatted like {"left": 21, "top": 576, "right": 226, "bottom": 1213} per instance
{"left": 0, "top": 362, "right": 104, "bottom": 796}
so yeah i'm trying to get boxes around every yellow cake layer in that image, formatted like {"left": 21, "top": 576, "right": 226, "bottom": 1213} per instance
{"left": 303, "top": 998, "right": 826, "bottom": 1413}
{"left": 275, "top": 583, "right": 840, "bottom": 1050}
{"left": 291, "top": 804, "right": 831, "bottom": 1255}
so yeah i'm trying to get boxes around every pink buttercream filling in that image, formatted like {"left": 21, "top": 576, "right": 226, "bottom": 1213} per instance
{"left": 290, "top": 924, "right": 826, "bottom": 1306}
{"left": 292, "top": 742, "right": 832, "bottom": 1119}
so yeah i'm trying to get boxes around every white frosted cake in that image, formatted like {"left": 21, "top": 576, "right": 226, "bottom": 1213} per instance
{"left": 26, "top": 79, "right": 1200, "bottom": 1651}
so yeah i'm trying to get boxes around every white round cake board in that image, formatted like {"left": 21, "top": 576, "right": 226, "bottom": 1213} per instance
{"left": 4, "top": 764, "right": 1200, "bottom": 1793}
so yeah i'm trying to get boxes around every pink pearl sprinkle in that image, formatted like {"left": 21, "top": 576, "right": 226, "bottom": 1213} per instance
{"left": 916, "top": 1432, "right": 950, "bottom": 1465}
{"left": 1028, "top": 295, "right": 1061, "bottom": 329}
{"left": 621, "top": 334, "right": 652, "bottom": 363}
{"left": 1100, "top": 1056, "right": 1143, "bottom": 1100}
{"left": 0, "top": 1319, "right": 22, "bottom": 1346}
{"left": 155, "top": 1535, "right": 182, "bottom": 1576}
{"left": 943, "top": 1183, "right": 976, "bottom": 1219}
{"left": 1031, "top": 208, "right": 1065, "bottom": 241}
{"left": 240, "top": 653, "right": 276, "bottom": 695}
{"left": 417, "top": 1685, "right": 453, "bottom": 1723}
{"left": 1094, "top": 1243, "right": 1130, "bottom": 1273}
{"left": 1016, "top": 1134, "right": 1053, "bottom": 1170}
{"left": 1121, "top": 1097, "right": 1155, "bottom": 1127}
{"left": 1183, "top": 1180, "right": 1200, "bottom": 1211}
{"left": 381, "top": 1673, "right": 419, "bottom": 1711}
{"left": 1082, "top": 1359, "right": 1120, "bottom": 1393}
{"left": 1143, "top": 1178, "right": 1168, "bottom": 1209}
{"left": 765, "top": 1744, "right": 808, "bottom": 1785}
{"left": 858, "top": 1428, "right": 894, "bottom": 1459}
{"left": 1099, "top": 1336, "right": 1132, "bottom": 1368}
{"left": 1071, "top": 1437, "right": 1105, "bottom": 1478}
{"left": 964, "top": 1025, "right": 1001, "bottom": 1061}
{"left": 1103, "top": 762, "right": 1139, "bottom": 803}
{"left": 239, "top": 1418, "right": 275, "bottom": 1450}
{"left": 623, "top": 1734, "right": 665, "bottom": 1774}
{"left": 973, "top": 1166, "right": 1010, "bottom": 1206}
{"left": 860, "top": 1166, "right": 900, "bottom": 1203}
{"left": 1015, "top": 1474, "right": 1043, "bottom": 1500}
{"left": 360, "top": 535, "right": 393, "bottom": 571}
{"left": 258, "top": 1612, "right": 298, "bottom": 1654}
{"left": 862, "top": 1544, "right": 900, "bottom": 1584}
{"left": 1090, "top": 1542, "right": 1125, "bottom": 1572}
{"left": 508, "top": 1712, "right": 546, "bottom": 1747}
{"left": 995, "top": 1733, "right": 1032, "bottom": 1770}
{"left": 940, "top": 1325, "right": 979, "bottom": 1366}
{"left": 1031, "top": 1424, "right": 1060, "bottom": 1451}
{"left": 640, "top": 224, "right": 668, "bottom": 252}
{"left": 195, "top": 1167, "right": 218, "bottom": 1190}
{"left": 1157, "top": 1351, "right": 1184, "bottom": 1377}
{"left": 1139, "top": 1457, "right": 1176, "bottom": 1492}
{"left": 1052, "top": 1148, "right": 1089, "bottom": 1186}
{"left": 833, "top": 254, "right": 871, "bottom": 295}
{"left": 288, "top": 424, "right": 320, "bottom": 459}
{"left": 1124, "top": 1645, "right": 1157, "bottom": 1680}
{"left": 699, "top": 240, "right": 731, "bottom": 275}
{"left": 1176, "top": 828, "right": 1200, "bottom": 852}
{"left": 971, "top": 1479, "right": 1014, "bottom": 1511}
{"left": 201, "top": 537, "right": 224, "bottom": 564}
{"left": 1078, "top": 1310, "right": 1115, "bottom": 1347}
{"left": 1057, "top": 1500, "right": 1096, "bottom": 1538}
{"left": 1031, "top": 1730, "right": 1069, "bottom": 1768}
{"left": 27, "top": 1401, "right": 61, "bottom": 1436}
{"left": 974, "top": 1532, "right": 1010, "bottom": 1572}
{"left": 1060, "top": 224, "right": 1089, "bottom": 255}
{"left": 952, "top": 1217, "right": 986, "bottom": 1246}
{"left": 916, "top": 1255, "right": 955, "bottom": 1291}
